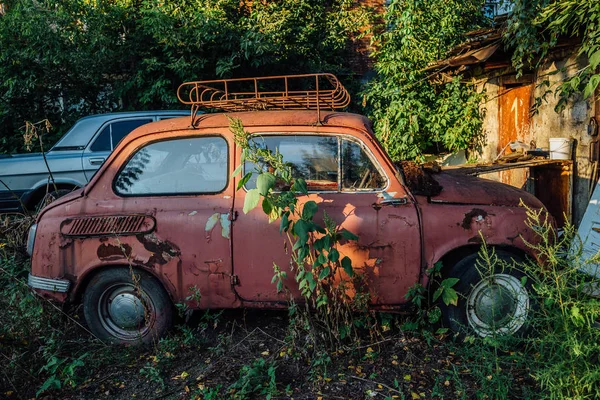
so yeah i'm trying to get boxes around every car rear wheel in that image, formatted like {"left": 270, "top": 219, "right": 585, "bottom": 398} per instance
{"left": 440, "top": 250, "right": 533, "bottom": 338}
{"left": 83, "top": 268, "right": 172, "bottom": 345}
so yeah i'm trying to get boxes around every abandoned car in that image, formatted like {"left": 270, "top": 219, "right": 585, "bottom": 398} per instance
{"left": 27, "top": 74, "right": 546, "bottom": 344}
{"left": 0, "top": 110, "right": 189, "bottom": 212}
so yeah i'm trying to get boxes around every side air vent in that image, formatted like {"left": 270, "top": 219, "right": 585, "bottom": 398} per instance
{"left": 60, "top": 215, "right": 155, "bottom": 237}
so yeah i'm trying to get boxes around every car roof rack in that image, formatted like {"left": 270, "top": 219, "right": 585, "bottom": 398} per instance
{"left": 176, "top": 73, "right": 350, "bottom": 125}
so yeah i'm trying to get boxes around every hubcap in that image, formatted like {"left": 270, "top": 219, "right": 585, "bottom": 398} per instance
{"left": 98, "top": 283, "right": 155, "bottom": 340}
{"left": 467, "top": 274, "right": 529, "bottom": 337}
{"left": 108, "top": 292, "right": 145, "bottom": 329}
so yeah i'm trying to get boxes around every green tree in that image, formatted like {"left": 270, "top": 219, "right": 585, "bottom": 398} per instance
{"left": 362, "top": 0, "right": 488, "bottom": 161}
{"left": 0, "top": 0, "right": 370, "bottom": 153}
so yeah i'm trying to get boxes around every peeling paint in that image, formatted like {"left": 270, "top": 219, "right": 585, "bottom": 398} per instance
{"left": 97, "top": 243, "right": 132, "bottom": 260}
{"left": 205, "top": 212, "right": 231, "bottom": 240}
{"left": 136, "top": 233, "right": 180, "bottom": 266}
{"left": 189, "top": 211, "right": 197, "bottom": 216}
{"left": 205, "top": 213, "right": 220, "bottom": 232}
{"left": 220, "top": 213, "right": 231, "bottom": 239}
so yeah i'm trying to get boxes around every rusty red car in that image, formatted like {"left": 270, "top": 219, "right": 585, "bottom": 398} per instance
{"left": 27, "top": 74, "right": 544, "bottom": 344}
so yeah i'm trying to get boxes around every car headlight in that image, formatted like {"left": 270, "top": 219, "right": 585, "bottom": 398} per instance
{"left": 26, "top": 223, "right": 37, "bottom": 257}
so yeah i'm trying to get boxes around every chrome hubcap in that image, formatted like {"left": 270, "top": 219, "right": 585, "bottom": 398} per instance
{"left": 467, "top": 274, "right": 529, "bottom": 337}
{"left": 108, "top": 292, "right": 146, "bottom": 329}
{"left": 98, "top": 283, "right": 154, "bottom": 340}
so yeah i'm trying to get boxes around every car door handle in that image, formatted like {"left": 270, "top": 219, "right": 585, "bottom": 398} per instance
{"left": 89, "top": 157, "right": 106, "bottom": 166}
{"left": 372, "top": 197, "right": 408, "bottom": 209}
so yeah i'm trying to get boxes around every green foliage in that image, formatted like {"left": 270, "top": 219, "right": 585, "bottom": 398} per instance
{"left": 432, "top": 278, "right": 459, "bottom": 307}
{"left": 0, "top": 0, "right": 370, "bottom": 154}
{"left": 37, "top": 350, "right": 89, "bottom": 397}
{"left": 506, "top": 0, "right": 600, "bottom": 110}
{"left": 228, "top": 358, "right": 278, "bottom": 400}
{"left": 363, "top": 0, "right": 488, "bottom": 161}
{"left": 231, "top": 117, "right": 378, "bottom": 350}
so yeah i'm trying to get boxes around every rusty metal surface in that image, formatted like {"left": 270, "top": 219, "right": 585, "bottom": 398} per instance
{"left": 498, "top": 84, "right": 532, "bottom": 154}
{"left": 30, "top": 111, "right": 546, "bottom": 311}
{"left": 432, "top": 172, "right": 544, "bottom": 208}
{"left": 532, "top": 163, "right": 573, "bottom": 228}
{"left": 177, "top": 73, "right": 350, "bottom": 112}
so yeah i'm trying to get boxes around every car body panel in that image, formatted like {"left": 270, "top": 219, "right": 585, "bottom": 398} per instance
{"left": 30, "top": 110, "right": 546, "bottom": 312}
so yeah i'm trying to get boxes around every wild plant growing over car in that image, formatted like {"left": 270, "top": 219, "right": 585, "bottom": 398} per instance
{"left": 229, "top": 117, "right": 375, "bottom": 348}
{"left": 446, "top": 205, "right": 600, "bottom": 399}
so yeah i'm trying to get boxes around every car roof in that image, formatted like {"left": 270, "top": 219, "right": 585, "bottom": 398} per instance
{"left": 124, "top": 110, "right": 373, "bottom": 142}
{"left": 52, "top": 110, "right": 190, "bottom": 149}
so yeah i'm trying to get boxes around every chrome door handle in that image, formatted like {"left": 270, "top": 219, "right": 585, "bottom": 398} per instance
{"left": 89, "top": 157, "right": 106, "bottom": 166}
{"left": 372, "top": 197, "right": 408, "bottom": 209}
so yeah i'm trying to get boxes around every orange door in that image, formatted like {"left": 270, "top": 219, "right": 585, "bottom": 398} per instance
{"left": 498, "top": 83, "right": 533, "bottom": 187}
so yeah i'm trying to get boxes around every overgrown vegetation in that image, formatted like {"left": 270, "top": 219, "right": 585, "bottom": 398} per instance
{"left": 506, "top": 0, "right": 600, "bottom": 110}
{"left": 362, "top": 0, "right": 489, "bottom": 161}
{"left": 0, "top": 0, "right": 370, "bottom": 153}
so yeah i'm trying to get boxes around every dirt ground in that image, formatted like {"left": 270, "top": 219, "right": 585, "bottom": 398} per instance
{"left": 0, "top": 306, "right": 536, "bottom": 400}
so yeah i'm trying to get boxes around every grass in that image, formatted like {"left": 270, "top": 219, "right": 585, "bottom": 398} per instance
{"left": 1, "top": 207, "right": 600, "bottom": 399}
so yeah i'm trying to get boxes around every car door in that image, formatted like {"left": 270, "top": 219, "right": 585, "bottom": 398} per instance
{"left": 232, "top": 131, "right": 421, "bottom": 305}
{"left": 110, "top": 133, "right": 237, "bottom": 308}
{"left": 82, "top": 118, "right": 153, "bottom": 181}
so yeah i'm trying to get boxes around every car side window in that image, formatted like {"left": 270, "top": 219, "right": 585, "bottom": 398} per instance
{"left": 90, "top": 119, "right": 153, "bottom": 152}
{"left": 114, "top": 136, "right": 228, "bottom": 195}
{"left": 341, "top": 139, "right": 386, "bottom": 191}
{"left": 244, "top": 135, "right": 386, "bottom": 192}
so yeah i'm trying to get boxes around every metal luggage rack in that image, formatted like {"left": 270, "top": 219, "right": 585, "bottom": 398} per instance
{"left": 177, "top": 73, "right": 351, "bottom": 124}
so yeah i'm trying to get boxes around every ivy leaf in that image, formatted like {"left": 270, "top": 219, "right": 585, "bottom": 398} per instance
{"left": 318, "top": 266, "right": 331, "bottom": 280}
{"left": 432, "top": 286, "right": 443, "bottom": 302}
{"left": 328, "top": 248, "right": 340, "bottom": 262}
{"left": 441, "top": 278, "right": 459, "bottom": 289}
{"left": 262, "top": 198, "right": 272, "bottom": 215}
{"left": 243, "top": 189, "right": 260, "bottom": 214}
{"left": 441, "top": 287, "right": 458, "bottom": 306}
{"left": 341, "top": 256, "right": 353, "bottom": 277}
{"left": 302, "top": 201, "right": 318, "bottom": 220}
{"left": 280, "top": 212, "right": 290, "bottom": 234}
{"left": 590, "top": 50, "right": 600, "bottom": 70}
{"left": 232, "top": 163, "right": 243, "bottom": 178}
{"left": 257, "top": 172, "right": 276, "bottom": 196}
{"left": 340, "top": 229, "right": 358, "bottom": 241}
{"left": 237, "top": 172, "right": 252, "bottom": 190}
{"left": 583, "top": 74, "right": 600, "bottom": 99}
{"left": 292, "top": 178, "right": 308, "bottom": 194}
{"left": 294, "top": 219, "right": 309, "bottom": 245}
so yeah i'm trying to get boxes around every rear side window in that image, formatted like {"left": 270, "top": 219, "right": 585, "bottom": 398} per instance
{"left": 91, "top": 119, "right": 153, "bottom": 152}
{"left": 114, "top": 136, "right": 228, "bottom": 195}
{"left": 244, "top": 135, "right": 386, "bottom": 192}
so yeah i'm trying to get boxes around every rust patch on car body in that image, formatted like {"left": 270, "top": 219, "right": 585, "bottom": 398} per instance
{"left": 97, "top": 243, "right": 132, "bottom": 260}
{"left": 136, "top": 233, "right": 181, "bottom": 266}
{"left": 461, "top": 208, "right": 489, "bottom": 229}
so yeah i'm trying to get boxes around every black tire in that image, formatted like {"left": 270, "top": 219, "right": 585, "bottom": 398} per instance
{"left": 83, "top": 268, "right": 173, "bottom": 345}
{"left": 440, "top": 250, "right": 534, "bottom": 338}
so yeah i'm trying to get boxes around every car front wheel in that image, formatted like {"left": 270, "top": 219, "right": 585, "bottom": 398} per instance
{"left": 83, "top": 268, "right": 172, "bottom": 345}
{"left": 440, "top": 250, "right": 533, "bottom": 338}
